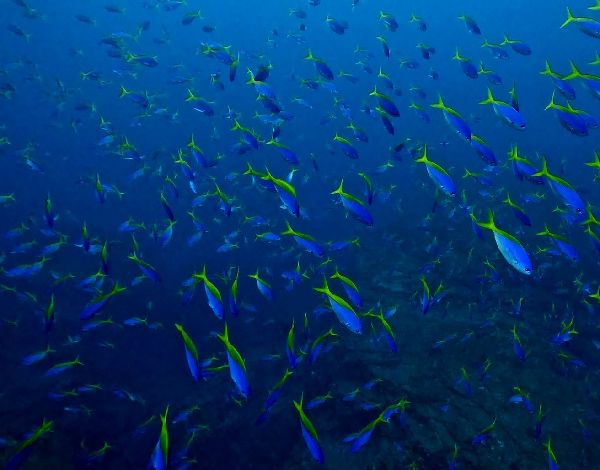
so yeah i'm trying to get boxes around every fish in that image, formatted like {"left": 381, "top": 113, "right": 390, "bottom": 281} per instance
{"left": 293, "top": 394, "right": 324, "bottom": 464}
{"left": 80, "top": 282, "right": 126, "bottom": 321}
{"left": 175, "top": 323, "right": 202, "bottom": 382}
{"left": 531, "top": 158, "right": 585, "bottom": 216}
{"left": 501, "top": 35, "right": 532, "bottom": 55}
{"left": 281, "top": 221, "right": 325, "bottom": 257}
{"left": 304, "top": 49, "right": 334, "bottom": 81}
{"left": 331, "top": 180, "right": 373, "bottom": 226}
{"left": 472, "top": 211, "right": 533, "bottom": 275}
{"left": 536, "top": 225, "right": 578, "bottom": 262}
{"left": 333, "top": 133, "right": 359, "bottom": 159}
{"left": 217, "top": 323, "right": 250, "bottom": 399}
{"left": 331, "top": 269, "right": 362, "bottom": 308}
{"left": 314, "top": 277, "right": 362, "bottom": 334}
{"left": 479, "top": 87, "right": 526, "bottom": 130}
{"left": 452, "top": 49, "right": 478, "bottom": 79}
{"left": 561, "top": 7, "right": 600, "bottom": 38}
{"left": 458, "top": 15, "right": 481, "bottom": 34}
{"left": 415, "top": 145, "right": 457, "bottom": 197}
{"left": 503, "top": 193, "right": 532, "bottom": 226}
{"left": 1, "top": 2, "right": 600, "bottom": 468}
{"left": 128, "top": 253, "right": 161, "bottom": 283}
{"left": 248, "top": 269, "right": 273, "bottom": 301}
{"left": 149, "top": 407, "right": 169, "bottom": 470}
{"left": 430, "top": 96, "right": 472, "bottom": 141}
{"left": 192, "top": 265, "right": 224, "bottom": 320}
{"left": 4, "top": 419, "right": 53, "bottom": 469}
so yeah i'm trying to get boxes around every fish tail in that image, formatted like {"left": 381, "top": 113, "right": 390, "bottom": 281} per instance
{"left": 474, "top": 210, "right": 497, "bottom": 232}
{"left": 185, "top": 89, "right": 197, "bottom": 101}
{"left": 281, "top": 221, "right": 295, "bottom": 236}
{"left": 218, "top": 323, "right": 230, "bottom": 345}
{"left": 544, "top": 91, "right": 557, "bottom": 111}
{"left": 540, "top": 60, "right": 555, "bottom": 77}
{"left": 313, "top": 277, "right": 330, "bottom": 295}
{"left": 414, "top": 145, "right": 429, "bottom": 163}
{"left": 331, "top": 179, "right": 344, "bottom": 195}
{"left": 567, "top": 61, "right": 582, "bottom": 79}
{"left": 561, "top": 7, "right": 575, "bottom": 28}
{"left": 430, "top": 95, "right": 446, "bottom": 111}
{"left": 479, "top": 88, "right": 495, "bottom": 105}
{"left": 531, "top": 158, "right": 549, "bottom": 178}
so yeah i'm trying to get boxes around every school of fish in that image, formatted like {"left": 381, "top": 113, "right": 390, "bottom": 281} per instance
{"left": 1, "top": 0, "right": 600, "bottom": 469}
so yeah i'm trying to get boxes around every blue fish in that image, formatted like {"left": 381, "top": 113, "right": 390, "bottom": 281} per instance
{"left": 561, "top": 7, "right": 600, "bottom": 38}
{"left": 218, "top": 323, "right": 250, "bottom": 399}
{"left": 281, "top": 222, "right": 325, "bottom": 257}
{"left": 193, "top": 265, "right": 224, "bottom": 320}
{"left": 175, "top": 323, "right": 202, "bottom": 382}
{"left": 80, "top": 283, "right": 126, "bottom": 321}
{"left": 293, "top": 394, "right": 324, "bottom": 465}
{"left": 415, "top": 146, "right": 457, "bottom": 197}
{"left": 331, "top": 180, "right": 373, "bottom": 226}
{"left": 149, "top": 407, "right": 169, "bottom": 470}
{"left": 480, "top": 88, "right": 526, "bottom": 130}
{"left": 473, "top": 211, "right": 533, "bottom": 275}
{"left": 430, "top": 96, "right": 471, "bottom": 142}
{"left": 314, "top": 278, "right": 362, "bottom": 334}
{"left": 470, "top": 135, "right": 497, "bottom": 166}
{"left": 532, "top": 159, "right": 585, "bottom": 216}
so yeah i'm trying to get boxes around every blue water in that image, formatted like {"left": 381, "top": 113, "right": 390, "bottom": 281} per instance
{"left": 1, "top": 0, "right": 600, "bottom": 468}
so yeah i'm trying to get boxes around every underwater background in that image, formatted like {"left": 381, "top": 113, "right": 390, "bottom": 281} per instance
{"left": 1, "top": 0, "right": 600, "bottom": 468}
